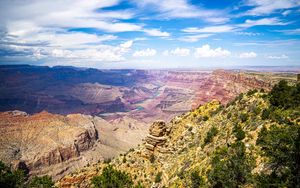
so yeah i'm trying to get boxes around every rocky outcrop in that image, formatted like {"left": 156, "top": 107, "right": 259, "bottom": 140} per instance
{"left": 144, "top": 121, "right": 169, "bottom": 155}
{"left": 213, "top": 70, "right": 272, "bottom": 90}
{"left": 0, "top": 111, "right": 98, "bottom": 179}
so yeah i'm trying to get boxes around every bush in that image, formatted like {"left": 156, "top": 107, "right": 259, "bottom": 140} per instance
{"left": 261, "top": 108, "right": 271, "bottom": 120}
{"left": 190, "top": 170, "right": 204, "bottom": 188}
{"left": 28, "top": 175, "right": 55, "bottom": 188}
{"left": 269, "top": 80, "right": 300, "bottom": 109}
{"left": 240, "top": 113, "right": 248, "bottom": 123}
{"left": 208, "top": 141, "right": 254, "bottom": 188}
{"left": 247, "top": 89, "right": 258, "bottom": 96}
{"left": 256, "top": 124, "right": 300, "bottom": 187}
{"left": 0, "top": 161, "right": 25, "bottom": 188}
{"left": 204, "top": 126, "right": 218, "bottom": 145}
{"left": 252, "top": 106, "right": 261, "bottom": 116}
{"left": 203, "top": 116, "right": 209, "bottom": 121}
{"left": 92, "top": 165, "right": 133, "bottom": 188}
{"left": 233, "top": 124, "right": 245, "bottom": 141}
{"left": 155, "top": 172, "right": 162, "bottom": 183}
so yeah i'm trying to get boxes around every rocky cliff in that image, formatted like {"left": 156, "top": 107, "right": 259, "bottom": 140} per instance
{"left": 213, "top": 70, "right": 272, "bottom": 91}
{"left": 0, "top": 111, "right": 98, "bottom": 179}
{"left": 57, "top": 87, "right": 299, "bottom": 187}
{"left": 0, "top": 110, "right": 151, "bottom": 180}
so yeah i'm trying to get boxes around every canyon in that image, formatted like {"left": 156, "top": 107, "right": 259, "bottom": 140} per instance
{"left": 0, "top": 65, "right": 297, "bottom": 181}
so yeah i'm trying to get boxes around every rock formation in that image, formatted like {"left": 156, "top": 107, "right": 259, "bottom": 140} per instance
{"left": 213, "top": 70, "right": 272, "bottom": 90}
{"left": 144, "top": 121, "right": 169, "bottom": 154}
{"left": 0, "top": 111, "right": 98, "bottom": 179}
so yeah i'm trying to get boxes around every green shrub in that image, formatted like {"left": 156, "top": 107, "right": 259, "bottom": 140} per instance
{"left": 204, "top": 126, "right": 218, "bottom": 145}
{"left": 233, "top": 124, "right": 245, "bottom": 141}
{"left": 247, "top": 89, "right": 258, "bottom": 96}
{"left": 261, "top": 108, "right": 271, "bottom": 120}
{"left": 252, "top": 106, "right": 261, "bottom": 116}
{"left": 208, "top": 141, "right": 254, "bottom": 188}
{"left": 0, "top": 161, "right": 25, "bottom": 188}
{"left": 256, "top": 124, "right": 300, "bottom": 187}
{"left": 92, "top": 165, "right": 133, "bottom": 188}
{"left": 155, "top": 172, "right": 162, "bottom": 183}
{"left": 203, "top": 116, "right": 209, "bottom": 121}
{"left": 240, "top": 113, "right": 248, "bottom": 123}
{"left": 190, "top": 170, "right": 204, "bottom": 188}
{"left": 269, "top": 80, "right": 300, "bottom": 109}
{"left": 28, "top": 175, "right": 55, "bottom": 188}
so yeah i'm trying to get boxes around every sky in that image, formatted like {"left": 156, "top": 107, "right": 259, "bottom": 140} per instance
{"left": 0, "top": 0, "right": 300, "bottom": 69}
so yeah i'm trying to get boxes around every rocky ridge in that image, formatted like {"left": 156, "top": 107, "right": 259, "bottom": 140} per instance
{"left": 57, "top": 90, "right": 293, "bottom": 187}
{"left": 213, "top": 70, "right": 272, "bottom": 91}
{"left": 0, "top": 111, "right": 98, "bottom": 179}
{"left": 0, "top": 110, "right": 149, "bottom": 180}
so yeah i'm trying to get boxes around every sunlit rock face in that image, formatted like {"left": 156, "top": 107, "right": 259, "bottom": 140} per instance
{"left": 0, "top": 111, "right": 98, "bottom": 178}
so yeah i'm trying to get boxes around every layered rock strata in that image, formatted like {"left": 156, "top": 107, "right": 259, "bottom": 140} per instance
{"left": 0, "top": 111, "right": 98, "bottom": 178}
{"left": 144, "top": 121, "right": 169, "bottom": 155}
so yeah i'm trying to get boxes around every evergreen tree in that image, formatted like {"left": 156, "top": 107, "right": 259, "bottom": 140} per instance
{"left": 208, "top": 141, "right": 254, "bottom": 188}
{"left": 92, "top": 165, "right": 133, "bottom": 188}
{"left": 28, "top": 176, "right": 55, "bottom": 188}
{"left": 256, "top": 124, "right": 300, "bottom": 187}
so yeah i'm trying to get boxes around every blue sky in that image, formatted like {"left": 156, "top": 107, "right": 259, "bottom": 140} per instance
{"left": 0, "top": 0, "right": 300, "bottom": 69}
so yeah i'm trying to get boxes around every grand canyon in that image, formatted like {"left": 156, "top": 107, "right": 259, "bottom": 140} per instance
{"left": 1, "top": 0, "right": 300, "bottom": 187}
{"left": 0, "top": 65, "right": 299, "bottom": 182}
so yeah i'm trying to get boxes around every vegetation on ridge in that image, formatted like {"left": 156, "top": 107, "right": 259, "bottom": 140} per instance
{"left": 0, "top": 161, "right": 55, "bottom": 188}
{"left": 57, "top": 80, "right": 300, "bottom": 188}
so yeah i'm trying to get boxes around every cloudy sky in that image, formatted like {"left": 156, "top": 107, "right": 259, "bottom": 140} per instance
{"left": 0, "top": 0, "right": 300, "bottom": 69}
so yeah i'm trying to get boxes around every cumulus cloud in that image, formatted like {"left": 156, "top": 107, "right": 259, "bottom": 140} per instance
{"left": 239, "top": 52, "right": 257, "bottom": 58}
{"left": 133, "top": 48, "right": 157, "bottom": 57}
{"left": 48, "top": 40, "right": 133, "bottom": 61}
{"left": 267, "top": 54, "right": 289, "bottom": 59}
{"left": 0, "top": 0, "right": 173, "bottom": 64}
{"left": 163, "top": 48, "right": 190, "bottom": 56}
{"left": 194, "top": 44, "right": 231, "bottom": 58}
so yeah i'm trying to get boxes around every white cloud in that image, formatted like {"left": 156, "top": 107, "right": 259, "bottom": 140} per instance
{"left": 239, "top": 52, "right": 257, "bottom": 58}
{"left": 236, "top": 32, "right": 261, "bottom": 36}
{"left": 0, "top": 0, "right": 177, "bottom": 64}
{"left": 267, "top": 54, "right": 289, "bottom": 59}
{"left": 275, "top": 28, "right": 300, "bottom": 35}
{"left": 132, "top": 0, "right": 227, "bottom": 23}
{"left": 179, "top": 34, "right": 213, "bottom": 42}
{"left": 48, "top": 40, "right": 133, "bottom": 62}
{"left": 164, "top": 48, "right": 190, "bottom": 56}
{"left": 120, "top": 40, "right": 133, "bottom": 48}
{"left": 133, "top": 48, "right": 157, "bottom": 57}
{"left": 0, "top": 0, "right": 142, "bottom": 33}
{"left": 194, "top": 44, "right": 231, "bottom": 58}
{"left": 182, "top": 25, "right": 234, "bottom": 33}
{"left": 243, "top": 0, "right": 300, "bottom": 16}
{"left": 143, "top": 29, "right": 170, "bottom": 37}
{"left": 282, "top": 10, "right": 292, "bottom": 16}
{"left": 239, "top": 18, "right": 288, "bottom": 28}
